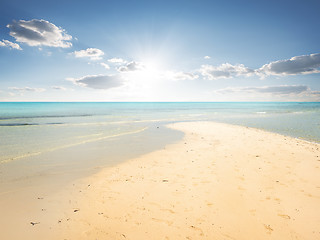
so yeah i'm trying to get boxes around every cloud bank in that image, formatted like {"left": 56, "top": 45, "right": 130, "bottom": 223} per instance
{"left": 259, "top": 53, "right": 320, "bottom": 76}
{"left": 198, "top": 53, "right": 320, "bottom": 80}
{"left": 214, "top": 85, "right": 320, "bottom": 101}
{"left": 7, "top": 19, "right": 72, "bottom": 48}
{"left": 73, "top": 48, "right": 104, "bottom": 60}
{"left": 216, "top": 85, "right": 309, "bottom": 95}
{"left": 51, "top": 86, "right": 67, "bottom": 91}
{"left": 200, "top": 63, "right": 254, "bottom": 80}
{"left": 117, "top": 61, "right": 144, "bottom": 72}
{"left": 9, "top": 87, "right": 46, "bottom": 92}
{"left": 0, "top": 39, "right": 22, "bottom": 50}
{"left": 67, "top": 74, "right": 124, "bottom": 89}
{"left": 171, "top": 71, "right": 199, "bottom": 80}
{"left": 100, "top": 63, "right": 110, "bottom": 69}
{"left": 108, "top": 58, "right": 126, "bottom": 64}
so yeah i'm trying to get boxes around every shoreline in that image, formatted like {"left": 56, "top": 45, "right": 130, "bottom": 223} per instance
{"left": 1, "top": 121, "right": 320, "bottom": 239}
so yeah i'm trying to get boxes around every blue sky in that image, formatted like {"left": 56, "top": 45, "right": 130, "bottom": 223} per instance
{"left": 0, "top": 0, "right": 320, "bottom": 101}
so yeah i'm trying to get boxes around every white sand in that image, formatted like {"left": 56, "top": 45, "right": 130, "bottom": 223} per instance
{"left": 1, "top": 122, "right": 320, "bottom": 239}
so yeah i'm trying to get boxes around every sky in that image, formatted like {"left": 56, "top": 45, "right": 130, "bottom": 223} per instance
{"left": 0, "top": 0, "right": 320, "bottom": 102}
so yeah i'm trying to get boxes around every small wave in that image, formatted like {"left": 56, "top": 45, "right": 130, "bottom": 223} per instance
{"left": 0, "top": 114, "right": 93, "bottom": 120}
{"left": 256, "top": 112, "right": 267, "bottom": 114}
{"left": 186, "top": 114, "right": 204, "bottom": 117}
{"left": 0, "top": 123, "right": 39, "bottom": 126}
{"left": 0, "top": 122, "right": 64, "bottom": 127}
{"left": 0, "top": 151, "right": 42, "bottom": 164}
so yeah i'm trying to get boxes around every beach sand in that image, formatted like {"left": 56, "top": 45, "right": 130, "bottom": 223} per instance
{"left": 1, "top": 121, "right": 320, "bottom": 239}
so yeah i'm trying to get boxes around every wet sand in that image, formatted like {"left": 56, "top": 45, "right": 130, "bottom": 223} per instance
{"left": 1, "top": 121, "right": 320, "bottom": 239}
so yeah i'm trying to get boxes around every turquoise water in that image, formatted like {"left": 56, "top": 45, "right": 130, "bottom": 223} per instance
{"left": 0, "top": 102, "right": 320, "bottom": 164}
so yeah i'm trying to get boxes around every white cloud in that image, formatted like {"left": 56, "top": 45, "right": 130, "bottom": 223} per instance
{"left": 0, "top": 39, "right": 22, "bottom": 50}
{"left": 214, "top": 85, "right": 320, "bottom": 101}
{"left": 198, "top": 53, "right": 320, "bottom": 80}
{"left": 100, "top": 62, "right": 110, "bottom": 69}
{"left": 67, "top": 74, "right": 124, "bottom": 89}
{"left": 258, "top": 53, "right": 320, "bottom": 76}
{"left": 51, "top": 86, "right": 67, "bottom": 91}
{"left": 73, "top": 48, "right": 104, "bottom": 60}
{"left": 216, "top": 85, "right": 309, "bottom": 95}
{"left": 171, "top": 71, "right": 199, "bottom": 80}
{"left": 8, "top": 87, "right": 46, "bottom": 92}
{"left": 108, "top": 58, "right": 126, "bottom": 64}
{"left": 117, "top": 61, "right": 144, "bottom": 72}
{"left": 204, "top": 56, "right": 211, "bottom": 59}
{"left": 200, "top": 63, "right": 254, "bottom": 80}
{"left": 7, "top": 19, "right": 72, "bottom": 48}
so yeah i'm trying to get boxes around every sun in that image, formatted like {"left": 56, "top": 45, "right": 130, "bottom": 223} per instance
{"left": 127, "top": 59, "right": 164, "bottom": 83}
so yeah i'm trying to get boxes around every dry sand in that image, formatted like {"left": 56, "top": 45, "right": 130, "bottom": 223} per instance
{"left": 2, "top": 121, "right": 320, "bottom": 239}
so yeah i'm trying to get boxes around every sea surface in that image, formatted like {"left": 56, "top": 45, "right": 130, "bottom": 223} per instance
{"left": 0, "top": 102, "right": 319, "bottom": 166}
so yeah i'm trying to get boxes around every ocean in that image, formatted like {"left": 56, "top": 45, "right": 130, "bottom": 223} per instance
{"left": 1, "top": 102, "right": 320, "bottom": 165}
{"left": 0, "top": 102, "right": 319, "bottom": 198}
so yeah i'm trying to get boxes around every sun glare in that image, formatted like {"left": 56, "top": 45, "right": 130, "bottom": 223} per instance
{"left": 128, "top": 59, "right": 164, "bottom": 83}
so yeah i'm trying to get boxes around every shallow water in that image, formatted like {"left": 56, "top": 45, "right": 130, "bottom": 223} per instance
{"left": 0, "top": 102, "right": 319, "bottom": 204}
{"left": 0, "top": 102, "right": 319, "bottom": 165}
